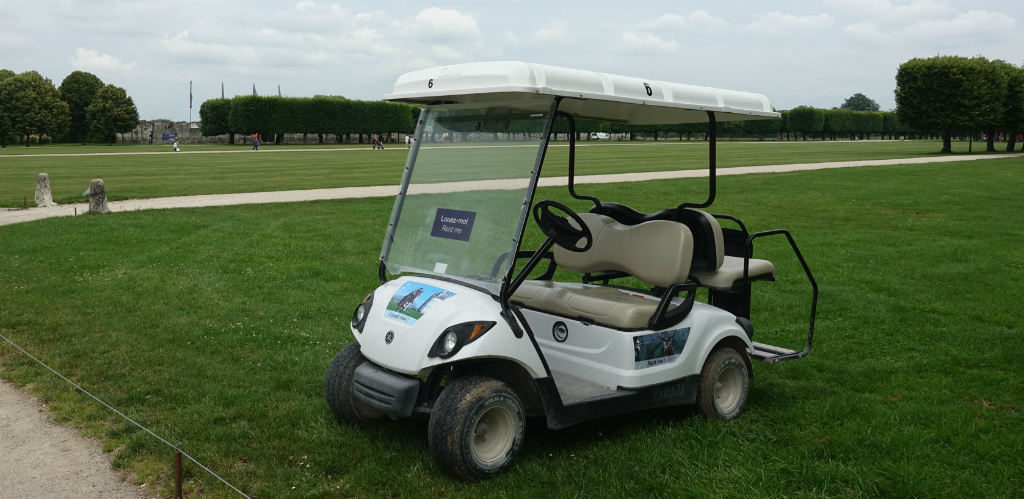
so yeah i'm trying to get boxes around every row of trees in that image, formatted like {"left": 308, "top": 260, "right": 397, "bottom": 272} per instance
{"left": 565, "top": 108, "right": 908, "bottom": 142}
{"left": 896, "top": 55, "right": 1024, "bottom": 153}
{"left": 200, "top": 95, "right": 415, "bottom": 144}
{"left": 0, "top": 69, "right": 139, "bottom": 147}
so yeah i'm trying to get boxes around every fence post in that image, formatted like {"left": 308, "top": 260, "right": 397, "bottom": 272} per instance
{"left": 175, "top": 449, "right": 183, "bottom": 499}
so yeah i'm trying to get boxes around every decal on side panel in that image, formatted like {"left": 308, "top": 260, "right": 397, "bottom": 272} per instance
{"left": 385, "top": 281, "right": 456, "bottom": 326}
{"left": 633, "top": 328, "right": 690, "bottom": 369}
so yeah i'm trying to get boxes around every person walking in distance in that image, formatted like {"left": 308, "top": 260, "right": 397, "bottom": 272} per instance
{"left": 252, "top": 133, "right": 259, "bottom": 151}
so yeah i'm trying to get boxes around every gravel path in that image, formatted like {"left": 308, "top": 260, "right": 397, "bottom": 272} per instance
{"left": 0, "top": 380, "right": 145, "bottom": 499}
{"left": 2, "top": 152, "right": 1020, "bottom": 227}
{"left": 0, "top": 151, "right": 1020, "bottom": 497}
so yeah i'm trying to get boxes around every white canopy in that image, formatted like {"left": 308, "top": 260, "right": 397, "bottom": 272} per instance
{"left": 383, "top": 61, "right": 779, "bottom": 124}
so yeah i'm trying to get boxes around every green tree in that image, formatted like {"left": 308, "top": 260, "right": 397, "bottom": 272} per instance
{"left": 59, "top": 71, "right": 104, "bottom": 143}
{"left": 787, "top": 106, "right": 825, "bottom": 140}
{"left": 991, "top": 60, "right": 1024, "bottom": 152}
{"left": 86, "top": 84, "right": 139, "bottom": 145}
{"left": 882, "top": 111, "right": 903, "bottom": 139}
{"left": 840, "top": 93, "right": 880, "bottom": 111}
{"left": 229, "top": 95, "right": 279, "bottom": 139}
{"left": 0, "top": 71, "right": 70, "bottom": 147}
{"left": 199, "top": 98, "right": 233, "bottom": 143}
{"left": 741, "top": 115, "right": 781, "bottom": 140}
{"left": 895, "top": 55, "right": 1006, "bottom": 153}
{"left": 0, "top": 69, "right": 15, "bottom": 147}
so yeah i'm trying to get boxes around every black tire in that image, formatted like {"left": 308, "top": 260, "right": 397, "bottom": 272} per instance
{"left": 324, "top": 343, "right": 382, "bottom": 424}
{"left": 696, "top": 347, "right": 750, "bottom": 420}
{"left": 427, "top": 376, "right": 525, "bottom": 481}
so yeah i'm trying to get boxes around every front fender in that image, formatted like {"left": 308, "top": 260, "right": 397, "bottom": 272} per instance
{"left": 353, "top": 276, "right": 546, "bottom": 378}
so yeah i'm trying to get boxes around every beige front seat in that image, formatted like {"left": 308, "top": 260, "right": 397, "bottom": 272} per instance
{"left": 512, "top": 214, "right": 693, "bottom": 330}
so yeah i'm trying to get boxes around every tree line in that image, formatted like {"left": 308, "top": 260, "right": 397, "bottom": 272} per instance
{"left": 0, "top": 69, "right": 139, "bottom": 147}
{"left": 896, "top": 55, "right": 1024, "bottom": 153}
{"left": 566, "top": 107, "right": 908, "bottom": 142}
{"left": 199, "top": 95, "right": 415, "bottom": 144}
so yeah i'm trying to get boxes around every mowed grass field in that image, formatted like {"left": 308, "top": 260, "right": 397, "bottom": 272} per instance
{"left": 1, "top": 143, "right": 1023, "bottom": 497}
{"left": 0, "top": 139, "right": 1003, "bottom": 207}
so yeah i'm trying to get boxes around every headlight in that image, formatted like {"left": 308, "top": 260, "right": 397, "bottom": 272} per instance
{"left": 428, "top": 321, "right": 496, "bottom": 358}
{"left": 441, "top": 331, "right": 458, "bottom": 355}
{"left": 351, "top": 293, "right": 373, "bottom": 333}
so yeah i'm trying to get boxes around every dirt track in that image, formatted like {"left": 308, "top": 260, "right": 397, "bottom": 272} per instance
{"left": 0, "top": 380, "right": 144, "bottom": 499}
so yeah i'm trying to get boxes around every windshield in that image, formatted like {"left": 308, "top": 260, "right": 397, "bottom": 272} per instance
{"left": 381, "top": 106, "right": 550, "bottom": 293}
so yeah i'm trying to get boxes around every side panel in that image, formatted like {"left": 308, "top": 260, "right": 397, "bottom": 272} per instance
{"left": 520, "top": 302, "right": 751, "bottom": 389}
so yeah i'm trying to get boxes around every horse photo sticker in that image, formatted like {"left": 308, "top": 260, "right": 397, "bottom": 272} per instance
{"left": 385, "top": 281, "right": 457, "bottom": 326}
{"left": 633, "top": 328, "right": 690, "bottom": 369}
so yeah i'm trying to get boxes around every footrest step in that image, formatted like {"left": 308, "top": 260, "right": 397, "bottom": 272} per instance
{"left": 751, "top": 342, "right": 801, "bottom": 363}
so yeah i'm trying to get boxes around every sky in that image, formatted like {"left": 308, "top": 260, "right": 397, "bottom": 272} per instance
{"left": 1, "top": 0, "right": 1021, "bottom": 121}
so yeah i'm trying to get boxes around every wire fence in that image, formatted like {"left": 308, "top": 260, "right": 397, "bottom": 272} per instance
{"left": 0, "top": 331, "right": 251, "bottom": 499}
{"left": 0, "top": 195, "right": 31, "bottom": 210}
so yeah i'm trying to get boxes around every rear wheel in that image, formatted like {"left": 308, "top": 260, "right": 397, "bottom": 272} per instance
{"left": 324, "top": 343, "right": 382, "bottom": 424}
{"left": 697, "top": 347, "right": 749, "bottom": 420}
{"left": 428, "top": 376, "right": 525, "bottom": 481}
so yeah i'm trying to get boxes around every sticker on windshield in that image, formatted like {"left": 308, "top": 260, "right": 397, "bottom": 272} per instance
{"left": 633, "top": 328, "right": 690, "bottom": 369}
{"left": 385, "top": 281, "right": 456, "bottom": 326}
{"left": 430, "top": 208, "right": 476, "bottom": 242}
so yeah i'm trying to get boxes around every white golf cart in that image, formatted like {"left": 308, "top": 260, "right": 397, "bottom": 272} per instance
{"left": 324, "top": 61, "right": 818, "bottom": 481}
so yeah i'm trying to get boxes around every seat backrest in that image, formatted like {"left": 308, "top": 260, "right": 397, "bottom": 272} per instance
{"left": 590, "top": 203, "right": 724, "bottom": 273}
{"left": 553, "top": 214, "right": 693, "bottom": 288}
{"left": 676, "top": 209, "right": 725, "bottom": 273}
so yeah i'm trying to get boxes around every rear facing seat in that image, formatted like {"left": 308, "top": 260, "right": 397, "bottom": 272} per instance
{"left": 591, "top": 203, "right": 775, "bottom": 291}
{"left": 680, "top": 209, "right": 776, "bottom": 291}
{"left": 511, "top": 214, "right": 693, "bottom": 330}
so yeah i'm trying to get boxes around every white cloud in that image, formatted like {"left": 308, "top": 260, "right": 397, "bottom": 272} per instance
{"left": 429, "top": 44, "right": 468, "bottom": 61}
{"left": 532, "top": 21, "right": 568, "bottom": 42}
{"left": 844, "top": 9, "right": 1017, "bottom": 45}
{"left": 843, "top": 21, "right": 884, "bottom": 39}
{"left": 903, "top": 10, "right": 1017, "bottom": 40}
{"left": 621, "top": 31, "right": 680, "bottom": 54}
{"left": 413, "top": 7, "right": 481, "bottom": 41}
{"left": 643, "top": 10, "right": 729, "bottom": 31}
{"left": 161, "top": 30, "right": 257, "bottom": 66}
{"left": 826, "top": 0, "right": 955, "bottom": 21}
{"left": 742, "top": 12, "right": 835, "bottom": 34}
{"left": 70, "top": 47, "right": 136, "bottom": 72}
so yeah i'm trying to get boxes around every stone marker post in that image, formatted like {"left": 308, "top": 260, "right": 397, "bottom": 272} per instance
{"left": 34, "top": 173, "right": 55, "bottom": 207}
{"left": 89, "top": 179, "right": 109, "bottom": 214}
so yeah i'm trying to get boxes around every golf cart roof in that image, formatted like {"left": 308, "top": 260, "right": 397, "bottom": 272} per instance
{"left": 383, "top": 61, "right": 779, "bottom": 125}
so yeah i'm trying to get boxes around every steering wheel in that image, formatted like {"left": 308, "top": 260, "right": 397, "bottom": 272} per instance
{"left": 532, "top": 200, "right": 593, "bottom": 252}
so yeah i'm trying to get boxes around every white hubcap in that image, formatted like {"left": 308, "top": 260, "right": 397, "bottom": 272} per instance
{"left": 472, "top": 406, "right": 515, "bottom": 464}
{"left": 714, "top": 366, "right": 743, "bottom": 413}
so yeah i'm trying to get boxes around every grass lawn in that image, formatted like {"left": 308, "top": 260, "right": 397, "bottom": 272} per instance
{"left": 0, "top": 139, "right": 1014, "bottom": 207}
{"left": 1, "top": 157, "right": 1022, "bottom": 497}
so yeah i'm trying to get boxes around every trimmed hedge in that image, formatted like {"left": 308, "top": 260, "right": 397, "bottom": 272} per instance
{"left": 200, "top": 95, "right": 414, "bottom": 140}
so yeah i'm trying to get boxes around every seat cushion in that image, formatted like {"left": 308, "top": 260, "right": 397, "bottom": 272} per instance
{"left": 511, "top": 280, "right": 660, "bottom": 330}
{"left": 691, "top": 256, "right": 775, "bottom": 290}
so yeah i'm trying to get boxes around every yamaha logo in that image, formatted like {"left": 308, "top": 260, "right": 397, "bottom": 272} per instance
{"left": 385, "top": 331, "right": 394, "bottom": 344}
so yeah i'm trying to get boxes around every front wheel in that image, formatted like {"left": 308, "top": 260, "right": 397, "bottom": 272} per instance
{"left": 697, "top": 347, "right": 750, "bottom": 420}
{"left": 428, "top": 376, "right": 525, "bottom": 481}
{"left": 324, "top": 343, "right": 382, "bottom": 424}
